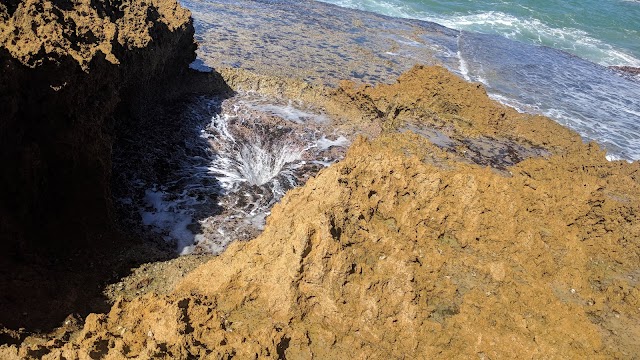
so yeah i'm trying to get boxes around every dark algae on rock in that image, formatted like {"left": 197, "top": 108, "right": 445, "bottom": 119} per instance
{"left": 0, "top": 0, "right": 197, "bottom": 333}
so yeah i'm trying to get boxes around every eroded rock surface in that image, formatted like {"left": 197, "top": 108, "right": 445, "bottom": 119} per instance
{"left": 4, "top": 66, "right": 639, "bottom": 359}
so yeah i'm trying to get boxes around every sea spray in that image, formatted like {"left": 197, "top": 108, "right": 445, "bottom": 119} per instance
{"left": 135, "top": 93, "right": 349, "bottom": 254}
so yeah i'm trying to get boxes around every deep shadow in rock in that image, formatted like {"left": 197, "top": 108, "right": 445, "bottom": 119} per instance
{"left": 0, "top": 0, "right": 234, "bottom": 340}
{"left": 0, "top": 69, "right": 233, "bottom": 340}
{"left": 112, "top": 70, "right": 234, "bottom": 254}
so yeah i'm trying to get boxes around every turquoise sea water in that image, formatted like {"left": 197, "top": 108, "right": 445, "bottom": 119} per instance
{"left": 308, "top": 0, "right": 640, "bottom": 160}
{"left": 319, "top": 0, "right": 640, "bottom": 67}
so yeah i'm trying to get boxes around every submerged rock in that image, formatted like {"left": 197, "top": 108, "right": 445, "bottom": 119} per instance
{"left": 611, "top": 65, "right": 640, "bottom": 76}
{"left": 5, "top": 66, "right": 639, "bottom": 358}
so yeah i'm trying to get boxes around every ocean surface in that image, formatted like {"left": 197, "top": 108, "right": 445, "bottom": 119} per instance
{"left": 184, "top": 0, "right": 640, "bottom": 161}
{"left": 311, "top": 0, "right": 640, "bottom": 160}
{"left": 319, "top": 0, "right": 640, "bottom": 68}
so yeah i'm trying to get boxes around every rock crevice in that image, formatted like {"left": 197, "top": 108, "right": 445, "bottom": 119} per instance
{"left": 0, "top": 0, "right": 196, "bottom": 331}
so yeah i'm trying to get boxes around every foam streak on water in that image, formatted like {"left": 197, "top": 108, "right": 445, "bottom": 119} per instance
{"left": 306, "top": 0, "right": 640, "bottom": 160}
{"left": 138, "top": 93, "right": 349, "bottom": 254}
{"left": 453, "top": 31, "right": 640, "bottom": 160}
{"left": 430, "top": 11, "right": 640, "bottom": 68}
{"left": 318, "top": 0, "right": 640, "bottom": 68}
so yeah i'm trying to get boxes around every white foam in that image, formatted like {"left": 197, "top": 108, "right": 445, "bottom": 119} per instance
{"left": 457, "top": 52, "right": 470, "bottom": 80}
{"left": 395, "top": 37, "right": 423, "bottom": 47}
{"left": 435, "top": 11, "right": 640, "bottom": 67}
{"left": 189, "top": 58, "right": 214, "bottom": 73}
{"left": 237, "top": 142, "right": 304, "bottom": 186}
{"left": 622, "top": 107, "right": 640, "bottom": 118}
{"left": 486, "top": 86, "right": 640, "bottom": 162}
{"left": 245, "top": 212, "right": 268, "bottom": 231}
{"left": 205, "top": 111, "right": 306, "bottom": 189}
{"left": 140, "top": 189, "right": 197, "bottom": 253}
{"left": 456, "top": 33, "right": 472, "bottom": 82}
{"left": 606, "top": 154, "right": 633, "bottom": 163}
{"left": 312, "top": 159, "right": 336, "bottom": 167}
{"left": 319, "top": 1, "right": 640, "bottom": 67}
{"left": 185, "top": 234, "right": 225, "bottom": 255}
{"left": 248, "top": 102, "right": 329, "bottom": 124}
{"left": 315, "top": 135, "right": 350, "bottom": 150}
{"left": 137, "top": 93, "right": 352, "bottom": 255}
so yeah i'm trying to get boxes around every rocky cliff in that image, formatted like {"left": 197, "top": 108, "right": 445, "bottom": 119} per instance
{"left": 4, "top": 66, "right": 638, "bottom": 358}
{"left": 0, "top": 0, "right": 196, "bottom": 330}
{"left": 0, "top": 0, "right": 195, "bottom": 254}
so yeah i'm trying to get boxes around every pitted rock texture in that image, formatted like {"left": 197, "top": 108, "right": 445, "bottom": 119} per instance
{"left": 3, "top": 66, "right": 639, "bottom": 359}
{"left": 0, "top": 0, "right": 192, "bottom": 68}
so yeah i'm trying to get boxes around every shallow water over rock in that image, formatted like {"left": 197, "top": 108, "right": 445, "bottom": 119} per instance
{"left": 401, "top": 124, "right": 549, "bottom": 170}
{"left": 121, "top": 93, "right": 349, "bottom": 254}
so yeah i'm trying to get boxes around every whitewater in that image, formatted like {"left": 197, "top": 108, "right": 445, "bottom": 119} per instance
{"left": 319, "top": 0, "right": 640, "bottom": 68}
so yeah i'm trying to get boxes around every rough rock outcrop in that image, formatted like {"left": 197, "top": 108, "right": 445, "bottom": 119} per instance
{"left": 0, "top": 0, "right": 195, "bottom": 330}
{"left": 611, "top": 65, "right": 640, "bottom": 76}
{"left": 5, "top": 66, "right": 639, "bottom": 358}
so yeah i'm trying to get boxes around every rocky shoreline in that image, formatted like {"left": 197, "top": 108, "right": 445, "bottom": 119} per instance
{"left": 2, "top": 0, "right": 640, "bottom": 358}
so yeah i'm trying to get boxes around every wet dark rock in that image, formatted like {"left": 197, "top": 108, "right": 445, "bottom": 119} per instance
{"left": 121, "top": 93, "right": 349, "bottom": 255}
{"left": 610, "top": 65, "right": 640, "bottom": 76}
{"left": 401, "top": 125, "right": 549, "bottom": 170}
